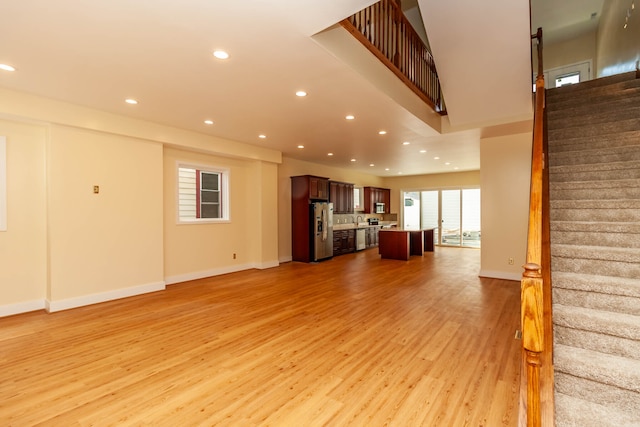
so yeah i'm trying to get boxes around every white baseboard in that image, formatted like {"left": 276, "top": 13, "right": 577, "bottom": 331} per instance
{"left": 478, "top": 270, "right": 521, "bottom": 282}
{"left": 165, "top": 260, "right": 282, "bottom": 285}
{"left": 165, "top": 263, "right": 255, "bottom": 285}
{"left": 254, "top": 260, "right": 280, "bottom": 270}
{"left": 0, "top": 299, "right": 46, "bottom": 318}
{"left": 46, "top": 281, "right": 166, "bottom": 313}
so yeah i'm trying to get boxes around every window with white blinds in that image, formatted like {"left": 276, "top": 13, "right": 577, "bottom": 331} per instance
{"left": 177, "top": 163, "right": 229, "bottom": 223}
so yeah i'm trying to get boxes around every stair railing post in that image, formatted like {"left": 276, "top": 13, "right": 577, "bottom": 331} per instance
{"left": 522, "top": 263, "right": 544, "bottom": 427}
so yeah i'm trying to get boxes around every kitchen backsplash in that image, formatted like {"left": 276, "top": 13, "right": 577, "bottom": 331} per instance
{"left": 333, "top": 213, "right": 398, "bottom": 225}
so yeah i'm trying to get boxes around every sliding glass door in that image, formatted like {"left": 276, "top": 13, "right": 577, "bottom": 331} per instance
{"left": 461, "top": 189, "right": 481, "bottom": 248}
{"left": 402, "top": 188, "right": 480, "bottom": 248}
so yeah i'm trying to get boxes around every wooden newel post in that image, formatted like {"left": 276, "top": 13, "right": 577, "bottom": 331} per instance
{"left": 522, "top": 262, "right": 544, "bottom": 427}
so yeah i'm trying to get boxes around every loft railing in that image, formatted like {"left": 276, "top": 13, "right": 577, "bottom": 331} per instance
{"left": 521, "top": 27, "right": 554, "bottom": 427}
{"left": 340, "top": 0, "right": 445, "bottom": 114}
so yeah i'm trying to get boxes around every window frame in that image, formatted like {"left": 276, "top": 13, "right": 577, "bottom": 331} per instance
{"left": 176, "top": 162, "right": 230, "bottom": 224}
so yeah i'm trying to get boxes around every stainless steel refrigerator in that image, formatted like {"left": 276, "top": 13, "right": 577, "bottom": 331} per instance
{"left": 311, "top": 202, "right": 333, "bottom": 261}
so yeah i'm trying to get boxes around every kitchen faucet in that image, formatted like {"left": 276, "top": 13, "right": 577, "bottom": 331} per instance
{"left": 356, "top": 215, "right": 363, "bottom": 224}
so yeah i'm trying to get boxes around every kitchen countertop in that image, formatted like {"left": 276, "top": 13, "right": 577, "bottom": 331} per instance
{"left": 333, "top": 222, "right": 397, "bottom": 230}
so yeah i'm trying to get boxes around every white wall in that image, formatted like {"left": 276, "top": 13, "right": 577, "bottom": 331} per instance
{"left": 0, "top": 119, "right": 48, "bottom": 316}
{"left": 480, "top": 132, "right": 532, "bottom": 281}
{"left": 597, "top": 0, "right": 640, "bottom": 76}
{"left": 163, "top": 147, "right": 279, "bottom": 284}
{"left": 542, "top": 31, "right": 597, "bottom": 76}
{"left": 0, "top": 88, "right": 281, "bottom": 316}
{"left": 46, "top": 125, "right": 164, "bottom": 310}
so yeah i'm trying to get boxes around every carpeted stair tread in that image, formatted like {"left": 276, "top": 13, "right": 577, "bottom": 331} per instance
{"left": 550, "top": 199, "right": 640, "bottom": 222}
{"left": 548, "top": 117, "right": 640, "bottom": 141}
{"left": 552, "top": 271, "right": 640, "bottom": 297}
{"left": 550, "top": 179, "right": 640, "bottom": 200}
{"left": 551, "top": 221, "right": 640, "bottom": 248}
{"left": 546, "top": 75, "right": 640, "bottom": 100}
{"left": 551, "top": 244, "right": 640, "bottom": 278}
{"left": 548, "top": 144, "right": 640, "bottom": 167}
{"left": 555, "top": 372, "right": 640, "bottom": 422}
{"left": 555, "top": 343, "right": 640, "bottom": 392}
{"left": 552, "top": 220, "right": 640, "bottom": 233}
{"left": 546, "top": 71, "right": 636, "bottom": 95}
{"left": 547, "top": 93, "right": 640, "bottom": 120}
{"left": 548, "top": 130, "right": 640, "bottom": 153}
{"left": 551, "top": 178, "right": 640, "bottom": 190}
{"left": 547, "top": 74, "right": 640, "bottom": 102}
{"left": 554, "top": 304, "right": 640, "bottom": 341}
{"left": 554, "top": 325, "right": 640, "bottom": 359}
{"left": 549, "top": 160, "right": 640, "bottom": 182}
{"left": 548, "top": 103, "right": 640, "bottom": 129}
{"left": 554, "top": 391, "right": 640, "bottom": 427}
{"left": 547, "top": 84, "right": 640, "bottom": 112}
{"left": 552, "top": 243, "right": 640, "bottom": 262}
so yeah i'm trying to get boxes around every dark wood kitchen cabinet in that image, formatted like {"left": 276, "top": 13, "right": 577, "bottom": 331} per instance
{"left": 291, "top": 175, "right": 330, "bottom": 262}
{"left": 333, "top": 229, "right": 355, "bottom": 256}
{"left": 363, "top": 187, "right": 391, "bottom": 214}
{"left": 329, "top": 181, "right": 354, "bottom": 214}
{"left": 365, "top": 226, "right": 381, "bottom": 248}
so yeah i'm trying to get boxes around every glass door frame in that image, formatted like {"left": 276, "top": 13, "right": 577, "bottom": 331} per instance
{"left": 401, "top": 186, "right": 481, "bottom": 248}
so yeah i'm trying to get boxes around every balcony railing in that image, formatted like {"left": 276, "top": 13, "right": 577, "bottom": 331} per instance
{"left": 340, "top": 0, "right": 445, "bottom": 114}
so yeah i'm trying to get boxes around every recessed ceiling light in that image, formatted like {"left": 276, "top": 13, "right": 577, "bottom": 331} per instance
{"left": 258, "top": 134, "right": 267, "bottom": 139}
{"left": 385, "top": 168, "right": 390, "bottom": 171}
{"left": 0, "top": 64, "right": 15, "bottom": 72}
{"left": 454, "top": 167, "right": 459, "bottom": 170}
{"left": 350, "top": 158, "right": 356, "bottom": 162}
{"left": 378, "top": 130, "right": 387, "bottom": 135}
{"left": 345, "top": 115, "right": 355, "bottom": 120}
{"left": 402, "top": 141, "right": 410, "bottom": 145}
{"left": 434, "top": 156, "right": 440, "bottom": 160}
{"left": 397, "top": 172, "right": 403, "bottom": 175}
{"left": 327, "top": 152, "right": 334, "bottom": 156}
{"left": 445, "top": 162, "right": 451, "bottom": 165}
{"left": 369, "top": 163, "right": 375, "bottom": 167}
{"left": 213, "top": 50, "right": 229, "bottom": 60}
{"left": 204, "top": 120, "right": 214, "bottom": 125}
{"left": 419, "top": 150, "right": 427, "bottom": 153}
{"left": 297, "top": 145, "right": 304, "bottom": 149}
{"left": 295, "top": 91, "right": 307, "bottom": 97}
{"left": 125, "top": 98, "right": 138, "bottom": 105}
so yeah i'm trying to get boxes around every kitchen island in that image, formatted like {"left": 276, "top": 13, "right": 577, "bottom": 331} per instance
{"left": 378, "top": 228, "right": 435, "bottom": 260}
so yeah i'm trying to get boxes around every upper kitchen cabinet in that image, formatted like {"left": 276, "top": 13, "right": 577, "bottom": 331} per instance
{"left": 329, "top": 181, "right": 354, "bottom": 214}
{"left": 363, "top": 187, "right": 391, "bottom": 214}
{"left": 291, "top": 175, "right": 329, "bottom": 202}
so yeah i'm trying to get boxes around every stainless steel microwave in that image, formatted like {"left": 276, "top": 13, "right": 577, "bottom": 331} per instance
{"left": 375, "top": 203, "right": 385, "bottom": 213}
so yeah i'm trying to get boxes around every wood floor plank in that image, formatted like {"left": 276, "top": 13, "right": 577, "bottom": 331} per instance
{"left": 0, "top": 247, "right": 521, "bottom": 426}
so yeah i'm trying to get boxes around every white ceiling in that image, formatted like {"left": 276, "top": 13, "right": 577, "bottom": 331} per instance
{"left": 0, "top": 1, "right": 595, "bottom": 177}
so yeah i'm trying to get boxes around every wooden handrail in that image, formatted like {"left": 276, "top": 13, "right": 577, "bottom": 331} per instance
{"left": 521, "top": 28, "right": 553, "bottom": 427}
{"left": 340, "top": 0, "right": 445, "bottom": 114}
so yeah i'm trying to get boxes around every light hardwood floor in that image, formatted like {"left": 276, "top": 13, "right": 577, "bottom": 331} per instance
{"left": 1, "top": 247, "right": 521, "bottom": 426}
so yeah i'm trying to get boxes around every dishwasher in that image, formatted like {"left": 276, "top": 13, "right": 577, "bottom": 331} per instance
{"left": 356, "top": 228, "right": 366, "bottom": 251}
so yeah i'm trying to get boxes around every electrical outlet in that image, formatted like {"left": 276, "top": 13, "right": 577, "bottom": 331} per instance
{"left": 508, "top": 257, "right": 514, "bottom": 265}
{"left": 233, "top": 253, "right": 236, "bottom": 259}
